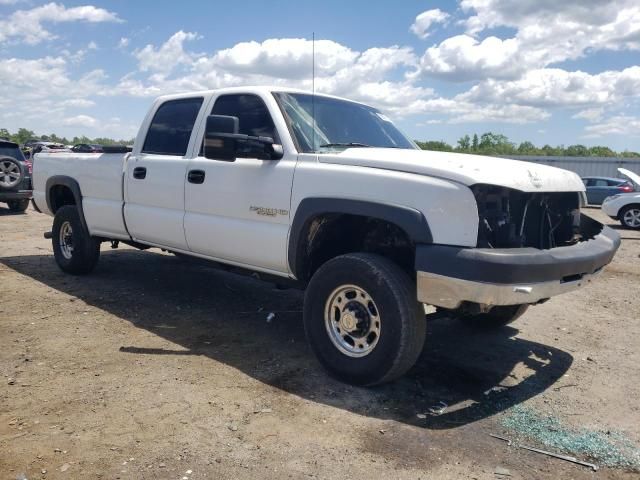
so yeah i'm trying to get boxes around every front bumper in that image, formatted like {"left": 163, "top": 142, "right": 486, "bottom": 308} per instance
{"left": 416, "top": 217, "right": 620, "bottom": 309}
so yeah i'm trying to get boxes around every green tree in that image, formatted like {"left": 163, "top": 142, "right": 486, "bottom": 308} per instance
{"left": 416, "top": 140, "right": 453, "bottom": 152}
{"left": 457, "top": 134, "right": 471, "bottom": 151}
{"left": 588, "top": 145, "right": 616, "bottom": 157}
{"left": 565, "top": 144, "right": 589, "bottom": 156}
{"left": 471, "top": 133, "right": 479, "bottom": 151}
{"left": 13, "top": 128, "right": 36, "bottom": 145}
{"left": 517, "top": 141, "right": 537, "bottom": 155}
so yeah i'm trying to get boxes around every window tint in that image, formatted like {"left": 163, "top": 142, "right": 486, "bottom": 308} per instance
{"left": 211, "top": 94, "right": 278, "bottom": 141}
{"left": 0, "top": 144, "right": 25, "bottom": 160}
{"left": 142, "top": 97, "right": 203, "bottom": 156}
{"left": 593, "top": 179, "right": 608, "bottom": 187}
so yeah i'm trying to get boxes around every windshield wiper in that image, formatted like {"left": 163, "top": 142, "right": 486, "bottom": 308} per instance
{"left": 319, "top": 142, "right": 371, "bottom": 148}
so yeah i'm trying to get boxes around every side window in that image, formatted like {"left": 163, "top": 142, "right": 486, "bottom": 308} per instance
{"left": 210, "top": 94, "right": 278, "bottom": 141}
{"left": 593, "top": 179, "right": 608, "bottom": 187}
{"left": 142, "top": 97, "right": 204, "bottom": 156}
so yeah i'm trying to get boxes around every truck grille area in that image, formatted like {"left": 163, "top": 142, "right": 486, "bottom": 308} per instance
{"left": 472, "top": 185, "right": 584, "bottom": 249}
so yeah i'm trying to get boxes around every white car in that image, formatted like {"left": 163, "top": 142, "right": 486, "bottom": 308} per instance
{"left": 602, "top": 168, "right": 640, "bottom": 229}
{"left": 33, "top": 86, "right": 620, "bottom": 386}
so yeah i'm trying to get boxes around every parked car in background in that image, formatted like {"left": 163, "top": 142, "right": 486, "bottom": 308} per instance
{"left": 71, "top": 143, "right": 104, "bottom": 153}
{"left": 602, "top": 169, "right": 640, "bottom": 229}
{"left": 32, "top": 142, "right": 70, "bottom": 154}
{"left": 581, "top": 176, "right": 635, "bottom": 205}
{"left": 0, "top": 139, "right": 32, "bottom": 212}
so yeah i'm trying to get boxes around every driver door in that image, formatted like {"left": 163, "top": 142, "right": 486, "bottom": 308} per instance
{"left": 183, "top": 93, "right": 296, "bottom": 274}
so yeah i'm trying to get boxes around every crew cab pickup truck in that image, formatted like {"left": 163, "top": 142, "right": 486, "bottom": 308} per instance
{"left": 33, "top": 87, "right": 620, "bottom": 386}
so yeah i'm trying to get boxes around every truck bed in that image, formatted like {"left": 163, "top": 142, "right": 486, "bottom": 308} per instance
{"left": 33, "top": 152, "right": 130, "bottom": 239}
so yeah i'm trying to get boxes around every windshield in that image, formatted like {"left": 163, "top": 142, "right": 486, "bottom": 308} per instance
{"left": 273, "top": 92, "right": 417, "bottom": 153}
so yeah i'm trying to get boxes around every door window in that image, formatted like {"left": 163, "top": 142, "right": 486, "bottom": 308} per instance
{"left": 210, "top": 94, "right": 278, "bottom": 141}
{"left": 142, "top": 97, "right": 204, "bottom": 156}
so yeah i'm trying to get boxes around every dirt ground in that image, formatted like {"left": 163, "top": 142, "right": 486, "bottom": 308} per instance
{"left": 1, "top": 205, "right": 639, "bottom": 480}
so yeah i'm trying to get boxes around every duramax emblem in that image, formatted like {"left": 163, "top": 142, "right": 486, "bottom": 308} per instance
{"left": 250, "top": 206, "right": 289, "bottom": 217}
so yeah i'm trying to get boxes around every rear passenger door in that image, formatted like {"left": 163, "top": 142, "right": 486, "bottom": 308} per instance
{"left": 124, "top": 97, "right": 204, "bottom": 250}
{"left": 589, "top": 178, "right": 610, "bottom": 205}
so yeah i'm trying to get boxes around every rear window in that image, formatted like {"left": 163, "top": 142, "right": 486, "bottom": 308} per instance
{"left": 0, "top": 144, "right": 25, "bottom": 161}
{"left": 142, "top": 97, "right": 204, "bottom": 156}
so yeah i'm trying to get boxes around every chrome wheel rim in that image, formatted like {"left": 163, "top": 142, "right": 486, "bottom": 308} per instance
{"left": 623, "top": 208, "right": 640, "bottom": 228}
{"left": 324, "top": 284, "right": 381, "bottom": 358}
{"left": 59, "top": 221, "right": 74, "bottom": 259}
{"left": 0, "top": 160, "right": 20, "bottom": 188}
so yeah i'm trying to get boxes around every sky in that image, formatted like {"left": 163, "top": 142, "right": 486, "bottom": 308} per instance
{"left": 0, "top": 0, "right": 639, "bottom": 150}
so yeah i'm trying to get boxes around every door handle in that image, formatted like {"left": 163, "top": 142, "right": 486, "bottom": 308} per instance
{"left": 188, "top": 169, "right": 206, "bottom": 184}
{"left": 133, "top": 167, "right": 147, "bottom": 179}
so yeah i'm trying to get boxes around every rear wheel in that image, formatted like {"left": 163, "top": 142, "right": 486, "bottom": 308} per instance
{"left": 620, "top": 205, "right": 640, "bottom": 229}
{"left": 0, "top": 156, "right": 24, "bottom": 191}
{"left": 52, "top": 205, "right": 100, "bottom": 274}
{"left": 303, "top": 253, "right": 426, "bottom": 386}
{"left": 7, "top": 199, "right": 29, "bottom": 212}
{"left": 458, "top": 304, "right": 529, "bottom": 329}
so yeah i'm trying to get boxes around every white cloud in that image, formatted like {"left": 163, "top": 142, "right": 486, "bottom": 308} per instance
{"left": 411, "top": 97, "right": 550, "bottom": 124}
{"left": 461, "top": 66, "right": 640, "bottom": 107}
{"left": 409, "top": 9, "right": 449, "bottom": 39}
{"left": 63, "top": 114, "right": 97, "bottom": 127}
{"left": 413, "top": 34, "right": 523, "bottom": 81}
{"left": 210, "top": 38, "right": 358, "bottom": 78}
{"left": 60, "top": 98, "right": 96, "bottom": 108}
{"left": 416, "top": 0, "right": 640, "bottom": 81}
{"left": 134, "top": 30, "right": 199, "bottom": 74}
{"left": 0, "top": 2, "right": 121, "bottom": 45}
{"left": 118, "top": 37, "right": 129, "bottom": 48}
{"left": 119, "top": 36, "right": 431, "bottom": 117}
{"left": 584, "top": 115, "right": 640, "bottom": 138}
{"left": 573, "top": 108, "right": 605, "bottom": 122}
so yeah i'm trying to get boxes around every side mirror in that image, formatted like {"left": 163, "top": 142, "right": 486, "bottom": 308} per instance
{"left": 203, "top": 115, "right": 284, "bottom": 161}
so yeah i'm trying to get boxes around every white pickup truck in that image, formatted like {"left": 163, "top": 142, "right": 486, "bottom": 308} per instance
{"left": 33, "top": 86, "right": 620, "bottom": 386}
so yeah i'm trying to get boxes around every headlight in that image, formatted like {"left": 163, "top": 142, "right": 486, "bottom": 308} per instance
{"left": 603, "top": 195, "right": 620, "bottom": 203}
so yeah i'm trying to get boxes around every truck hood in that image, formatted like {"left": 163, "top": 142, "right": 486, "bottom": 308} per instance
{"left": 318, "top": 148, "right": 585, "bottom": 193}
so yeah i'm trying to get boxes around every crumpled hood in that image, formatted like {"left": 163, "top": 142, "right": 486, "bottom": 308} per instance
{"left": 318, "top": 148, "right": 585, "bottom": 193}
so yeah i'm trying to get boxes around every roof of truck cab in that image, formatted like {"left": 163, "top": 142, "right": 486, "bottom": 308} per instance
{"left": 153, "top": 86, "right": 369, "bottom": 107}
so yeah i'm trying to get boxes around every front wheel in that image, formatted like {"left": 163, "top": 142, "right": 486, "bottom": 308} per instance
{"left": 620, "top": 205, "right": 640, "bottom": 229}
{"left": 7, "top": 199, "right": 29, "bottom": 212}
{"left": 52, "top": 205, "right": 101, "bottom": 274}
{"left": 458, "top": 304, "right": 529, "bottom": 329}
{"left": 303, "top": 253, "right": 426, "bottom": 386}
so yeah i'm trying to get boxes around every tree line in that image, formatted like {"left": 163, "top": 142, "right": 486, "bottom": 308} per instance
{"left": 2, "top": 126, "right": 638, "bottom": 157}
{"left": 0, "top": 127, "right": 134, "bottom": 147}
{"left": 415, "top": 132, "right": 640, "bottom": 158}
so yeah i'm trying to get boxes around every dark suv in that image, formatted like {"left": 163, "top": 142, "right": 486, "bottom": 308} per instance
{"left": 0, "top": 139, "right": 32, "bottom": 212}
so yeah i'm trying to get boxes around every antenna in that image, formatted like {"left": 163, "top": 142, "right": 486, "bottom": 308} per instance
{"left": 312, "top": 32, "right": 316, "bottom": 153}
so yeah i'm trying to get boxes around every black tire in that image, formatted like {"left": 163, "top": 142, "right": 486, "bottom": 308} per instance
{"left": 52, "top": 205, "right": 100, "bottom": 275}
{"left": 303, "top": 253, "right": 426, "bottom": 386}
{"left": 7, "top": 199, "right": 29, "bottom": 212}
{"left": 0, "top": 156, "right": 25, "bottom": 191}
{"left": 459, "top": 304, "right": 529, "bottom": 329}
{"left": 619, "top": 204, "right": 640, "bottom": 230}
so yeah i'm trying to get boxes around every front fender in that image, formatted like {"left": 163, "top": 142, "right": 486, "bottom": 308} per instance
{"left": 288, "top": 197, "right": 432, "bottom": 279}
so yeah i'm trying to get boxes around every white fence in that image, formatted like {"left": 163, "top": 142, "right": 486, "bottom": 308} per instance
{"left": 502, "top": 156, "right": 640, "bottom": 178}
